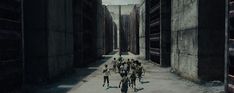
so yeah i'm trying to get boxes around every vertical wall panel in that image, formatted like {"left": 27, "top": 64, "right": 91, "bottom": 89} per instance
{"left": 74, "top": 0, "right": 104, "bottom": 67}
{"left": 103, "top": 6, "right": 114, "bottom": 55}
{"left": 149, "top": 0, "right": 160, "bottom": 64}
{"left": 0, "top": 0, "right": 22, "bottom": 92}
{"left": 120, "top": 15, "right": 129, "bottom": 52}
{"left": 129, "top": 6, "right": 139, "bottom": 54}
{"left": 24, "top": 0, "right": 73, "bottom": 83}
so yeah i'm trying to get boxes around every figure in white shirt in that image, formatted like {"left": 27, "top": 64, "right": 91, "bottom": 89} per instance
{"left": 102, "top": 64, "right": 111, "bottom": 87}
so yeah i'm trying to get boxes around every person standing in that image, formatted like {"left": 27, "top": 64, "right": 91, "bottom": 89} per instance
{"left": 112, "top": 58, "right": 117, "bottom": 73}
{"left": 119, "top": 76, "right": 130, "bottom": 93}
{"left": 103, "top": 64, "right": 111, "bottom": 87}
{"left": 127, "top": 59, "right": 131, "bottom": 72}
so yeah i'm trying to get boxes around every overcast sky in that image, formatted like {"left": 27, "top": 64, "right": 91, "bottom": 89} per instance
{"left": 102, "top": 0, "right": 142, "bottom": 5}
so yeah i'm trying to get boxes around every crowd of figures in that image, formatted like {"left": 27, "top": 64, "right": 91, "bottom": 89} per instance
{"left": 102, "top": 55, "right": 145, "bottom": 93}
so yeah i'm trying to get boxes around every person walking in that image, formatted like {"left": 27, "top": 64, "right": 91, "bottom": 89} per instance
{"left": 102, "top": 64, "right": 111, "bottom": 87}
{"left": 118, "top": 54, "right": 124, "bottom": 62}
{"left": 130, "top": 71, "right": 137, "bottom": 91}
{"left": 131, "top": 60, "right": 137, "bottom": 72}
{"left": 119, "top": 76, "right": 130, "bottom": 93}
{"left": 117, "top": 55, "right": 123, "bottom": 73}
{"left": 136, "top": 62, "right": 145, "bottom": 83}
{"left": 123, "top": 62, "right": 129, "bottom": 75}
{"left": 119, "top": 63, "right": 125, "bottom": 77}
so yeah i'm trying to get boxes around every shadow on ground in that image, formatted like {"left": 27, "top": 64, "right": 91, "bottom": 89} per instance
{"left": 135, "top": 87, "right": 144, "bottom": 92}
{"left": 141, "top": 81, "right": 150, "bottom": 84}
{"left": 106, "top": 85, "right": 119, "bottom": 90}
{"left": 23, "top": 56, "right": 113, "bottom": 93}
{"left": 107, "top": 51, "right": 118, "bottom": 55}
{"left": 120, "top": 52, "right": 129, "bottom": 55}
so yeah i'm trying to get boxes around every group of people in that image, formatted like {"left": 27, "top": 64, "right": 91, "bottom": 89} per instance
{"left": 102, "top": 55, "right": 145, "bottom": 93}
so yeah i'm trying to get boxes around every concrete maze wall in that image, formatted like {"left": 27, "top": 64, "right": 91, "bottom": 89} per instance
{"left": 24, "top": 0, "right": 74, "bottom": 83}
{"left": 171, "top": 0, "right": 225, "bottom": 82}
{"left": 139, "top": 1, "right": 146, "bottom": 59}
{"left": 0, "top": 0, "right": 23, "bottom": 91}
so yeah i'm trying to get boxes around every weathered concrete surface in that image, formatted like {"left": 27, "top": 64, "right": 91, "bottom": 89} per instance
{"left": 107, "top": 5, "right": 135, "bottom": 49}
{"left": 24, "top": 52, "right": 224, "bottom": 93}
{"left": 171, "top": 0, "right": 225, "bottom": 82}
{"left": 129, "top": 6, "right": 139, "bottom": 55}
{"left": 138, "top": 1, "right": 146, "bottom": 60}
{"left": 171, "top": 0, "right": 200, "bottom": 81}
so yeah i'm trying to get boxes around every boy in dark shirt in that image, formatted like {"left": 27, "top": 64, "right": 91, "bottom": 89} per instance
{"left": 130, "top": 71, "right": 137, "bottom": 90}
{"left": 119, "top": 76, "right": 130, "bottom": 93}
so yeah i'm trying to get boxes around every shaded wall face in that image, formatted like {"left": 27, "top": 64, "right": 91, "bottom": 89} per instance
{"left": 97, "top": 1, "right": 105, "bottom": 57}
{"left": 129, "top": 7, "right": 139, "bottom": 54}
{"left": 73, "top": 0, "right": 101, "bottom": 67}
{"left": 160, "top": 0, "right": 171, "bottom": 67}
{"left": 47, "top": 0, "right": 73, "bottom": 79}
{"left": 0, "top": 0, "right": 22, "bottom": 91}
{"left": 102, "top": 6, "right": 114, "bottom": 55}
{"left": 113, "top": 24, "right": 118, "bottom": 49}
{"left": 120, "top": 15, "right": 130, "bottom": 52}
{"left": 197, "top": 0, "right": 225, "bottom": 81}
{"left": 24, "top": 0, "right": 49, "bottom": 83}
{"left": 24, "top": 0, "right": 73, "bottom": 83}
{"left": 229, "top": 1, "right": 234, "bottom": 76}
{"left": 107, "top": 5, "right": 120, "bottom": 49}
{"left": 171, "top": 0, "right": 199, "bottom": 81}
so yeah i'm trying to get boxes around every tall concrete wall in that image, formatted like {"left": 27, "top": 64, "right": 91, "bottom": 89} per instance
{"left": 113, "top": 23, "right": 118, "bottom": 49}
{"left": 47, "top": 0, "right": 73, "bottom": 79}
{"left": 103, "top": 6, "right": 114, "bottom": 54}
{"left": 97, "top": 0, "right": 104, "bottom": 57}
{"left": 139, "top": 1, "right": 146, "bottom": 59}
{"left": 0, "top": 0, "right": 22, "bottom": 92}
{"left": 171, "top": 0, "right": 199, "bottom": 81}
{"left": 73, "top": 0, "right": 102, "bottom": 67}
{"left": 129, "top": 6, "right": 139, "bottom": 54}
{"left": 160, "top": 0, "right": 171, "bottom": 67}
{"left": 171, "top": 0, "right": 225, "bottom": 82}
{"left": 24, "top": 0, "right": 73, "bottom": 83}
{"left": 145, "top": 0, "right": 171, "bottom": 66}
{"left": 107, "top": 5, "right": 135, "bottom": 49}
{"left": 120, "top": 15, "right": 130, "bottom": 52}
{"left": 24, "top": 0, "right": 49, "bottom": 83}
{"left": 197, "top": 0, "right": 225, "bottom": 81}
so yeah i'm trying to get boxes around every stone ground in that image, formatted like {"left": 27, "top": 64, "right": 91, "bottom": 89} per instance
{"left": 24, "top": 51, "right": 224, "bottom": 93}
